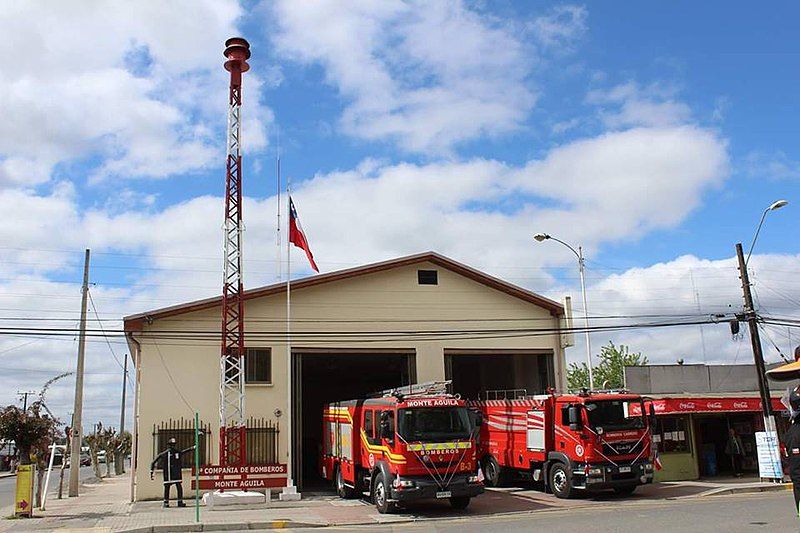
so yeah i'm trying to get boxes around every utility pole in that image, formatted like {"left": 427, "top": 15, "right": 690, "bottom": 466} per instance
{"left": 735, "top": 242, "right": 773, "bottom": 426}
{"left": 16, "top": 391, "right": 36, "bottom": 411}
{"left": 119, "top": 353, "right": 128, "bottom": 435}
{"left": 69, "top": 249, "right": 90, "bottom": 497}
{"left": 117, "top": 354, "right": 128, "bottom": 474}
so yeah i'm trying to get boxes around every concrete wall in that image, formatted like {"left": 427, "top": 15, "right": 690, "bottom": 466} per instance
{"left": 625, "top": 364, "right": 788, "bottom": 394}
{"left": 129, "top": 260, "right": 565, "bottom": 501}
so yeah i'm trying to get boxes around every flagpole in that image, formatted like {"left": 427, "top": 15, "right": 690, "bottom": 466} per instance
{"left": 276, "top": 128, "right": 282, "bottom": 282}
{"left": 285, "top": 182, "right": 293, "bottom": 491}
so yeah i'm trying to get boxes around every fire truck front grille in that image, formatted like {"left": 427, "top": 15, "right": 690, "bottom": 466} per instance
{"left": 602, "top": 440, "right": 641, "bottom": 456}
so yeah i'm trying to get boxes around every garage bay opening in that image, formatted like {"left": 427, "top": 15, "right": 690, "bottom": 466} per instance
{"left": 292, "top": 351, "right": 416, "bottom": 491}
{"left": 445, "top": 350, "right": 555, "bottom": 400}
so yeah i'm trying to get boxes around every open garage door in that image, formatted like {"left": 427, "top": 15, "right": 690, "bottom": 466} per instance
{"left": 291, "top": 350, "right": 415, "bottom": 491}
{"left": 445, "top": 350, "right": 554, "bottom": 400}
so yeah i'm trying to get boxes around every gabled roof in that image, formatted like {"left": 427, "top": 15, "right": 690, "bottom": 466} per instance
{"left": 123, "top": 251, "right": 563, "bottom": 330}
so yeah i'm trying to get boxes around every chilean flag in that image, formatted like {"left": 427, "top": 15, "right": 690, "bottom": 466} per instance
{"left": 289, "top": 197, "right": 319, "bottom": 272}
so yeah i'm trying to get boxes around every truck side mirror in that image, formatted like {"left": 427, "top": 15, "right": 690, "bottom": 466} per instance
{"left": 648, "top": 404, "right": 657, "bottom": 428}
{"left": 568, "top": 405, "right": 582, "bottom": 431}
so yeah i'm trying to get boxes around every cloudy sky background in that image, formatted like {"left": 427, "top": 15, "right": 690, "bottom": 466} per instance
{"left": 1, "top": 1, "right": 799, "bottom": 431}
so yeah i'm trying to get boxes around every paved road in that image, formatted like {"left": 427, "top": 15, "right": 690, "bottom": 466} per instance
{"left": 285, "top": 491, "right": 797, "bottom": 532}
{"left": 0, "top": 465, "right": 95, "bottom": 516}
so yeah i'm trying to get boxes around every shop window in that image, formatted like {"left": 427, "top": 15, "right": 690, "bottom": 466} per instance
{"left": 245, "top": 348, "right": 271, "bottom": 384}
{"left": 655, "top": 416, "right": 690, "bottom": 454}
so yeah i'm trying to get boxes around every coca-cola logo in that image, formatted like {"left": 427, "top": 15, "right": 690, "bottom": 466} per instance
{"left": 733, "top": 402, "right": 748, "bottom": 409}
{"left": 679, "top": 402, "right": 695, "bottom": 410}
{"left": 706, "top": 402, "right": 723, "bottom": 409}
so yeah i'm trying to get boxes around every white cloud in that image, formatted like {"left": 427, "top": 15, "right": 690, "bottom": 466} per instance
{"left": 569, "top": 253, "right": 800, "bottom": 367}
{"left": 529, "top": 4, "right": 588, "bottom": 52}
{"left": 269, "top": 0, "right": 536, "bottom": 154}
{"left": 744, "top": 150, "right": 800, "bottom": 181}
{"left": 0, "top": 0, "right": 270, "bottom": 186}
{"left": 587, "top": 82, "right": 693, "bottom": 129}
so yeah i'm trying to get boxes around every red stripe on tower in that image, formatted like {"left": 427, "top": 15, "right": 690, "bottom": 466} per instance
{"left": 289, "top": 197, "right": 319, "bottom": 272}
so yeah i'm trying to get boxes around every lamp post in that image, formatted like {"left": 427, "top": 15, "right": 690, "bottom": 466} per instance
{"left": 736, "top": 199, "right": 788, "bottom": 431}
{"left": 534, "top": 233, "right": 594, "bottom": 390}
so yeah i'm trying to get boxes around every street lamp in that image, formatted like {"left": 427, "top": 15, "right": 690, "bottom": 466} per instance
{"left": 534, "top": 233, "right": 594, "bottom": 390}
{"left": 746, "top": 199, "right": 788, "bottom": 265}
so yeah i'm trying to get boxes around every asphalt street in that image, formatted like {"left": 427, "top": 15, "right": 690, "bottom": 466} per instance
{"left": 283, "top": 491, "right": 797, "bottom": 533}
{"left": 0, "top": 465, "right": 95, "bottom": 516}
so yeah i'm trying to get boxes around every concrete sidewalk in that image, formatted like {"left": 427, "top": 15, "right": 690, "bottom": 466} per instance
{"left": 0, "top": 474, "right": 792, "bottom": 532}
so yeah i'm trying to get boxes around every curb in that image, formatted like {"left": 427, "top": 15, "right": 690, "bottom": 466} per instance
{"left": 0, "top": 473, "right": 14, "bottom": 480}
{"left": 699, "top": 482, "right": 793, "bottom": 497}
{"left": 119, "top": 520, "right": 327, "bottom": 532}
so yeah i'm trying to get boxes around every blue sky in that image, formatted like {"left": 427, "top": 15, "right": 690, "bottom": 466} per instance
{"left": 1, "top": 1, "right": 799, "bottom": 427}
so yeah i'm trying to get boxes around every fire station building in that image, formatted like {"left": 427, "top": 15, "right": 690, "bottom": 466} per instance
{"left": 124, "top": 252, "right": 570, "bottom": 501}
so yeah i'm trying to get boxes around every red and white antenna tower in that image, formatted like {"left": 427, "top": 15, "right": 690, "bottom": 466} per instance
{"left": 219, "top": 37, "right": 250, "bottom": 466}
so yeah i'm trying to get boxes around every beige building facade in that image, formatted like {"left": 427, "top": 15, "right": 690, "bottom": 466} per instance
{"left": 124, "top": 252, "right": 570, "bottom": 501}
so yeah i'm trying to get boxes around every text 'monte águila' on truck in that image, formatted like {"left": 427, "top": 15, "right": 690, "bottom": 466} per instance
{"left": 321, "top": 381, "right": 484, "bottom": 513}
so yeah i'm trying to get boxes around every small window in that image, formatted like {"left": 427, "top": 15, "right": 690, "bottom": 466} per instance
{"left": 245, "top": 348, "right": 271, "bottom": 384}
{"left": 364, "top": 410, "right": 378, "bottom": 445}
{"left": 381, "top": 410, "right": 395, "bottom": 441}
{"left": 418, "top": 270, "right": 438, "bottom": 285}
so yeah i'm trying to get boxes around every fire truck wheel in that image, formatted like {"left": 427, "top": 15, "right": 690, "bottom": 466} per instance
{"left": 335, "top": 466, "right": 355, "bottom": 499}
{"left": 372, "top": 472, "right": 397, "bottom": 514}
{"left": 548, "top": 462, "right": 574, "bottom": 499}
{"left": 449, "top": 496, "right": 471, "bottom": 510}
{"left": 482, "top": 455, "right": 506, "bottom": 487}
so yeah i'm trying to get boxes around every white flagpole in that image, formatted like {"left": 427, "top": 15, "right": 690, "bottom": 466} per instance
{"left": 276, "top": 129, "right": 282, "bottom": 282}
{"left": 285, "top": 183, "right": 293, "bottom": 490}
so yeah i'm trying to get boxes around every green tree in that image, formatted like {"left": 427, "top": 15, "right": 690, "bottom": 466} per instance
{"left": 566, "top": 341, "right": 648, "bottom": 391}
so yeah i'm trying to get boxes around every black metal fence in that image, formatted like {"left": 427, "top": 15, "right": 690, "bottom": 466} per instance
{"left": 246, "top": 417, "right": 279, "bottom": 464}
{"left": 152, "top": 418, "right": 212, "bottom": 468}
{"left": 152, "top": 417, "right": 278, "bottom": 467}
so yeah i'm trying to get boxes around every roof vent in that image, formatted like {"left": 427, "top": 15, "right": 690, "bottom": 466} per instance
{"left": 417, "top": 269, "right": 438, "bottom": 285}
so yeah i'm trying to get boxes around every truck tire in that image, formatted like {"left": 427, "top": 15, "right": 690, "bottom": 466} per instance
{"left": 372, "top": 471, "right": 396, "bottom": 514}
{"left": 548, "top": 462, "right": 574, "bottom": 499}
{"left": 482, "top": 455, "right": 507, "bottom": 487}
{"left": 613, "top": 485, "right": 637, "bottom": 496}
{"left": 335, "top": 466, "right": 355, "bottom": 499}
{"left": 449, "top": 496, "right": 471, "bottom": 510}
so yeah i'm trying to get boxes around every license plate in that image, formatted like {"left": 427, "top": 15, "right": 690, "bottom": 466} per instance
{"left": 436, "top": 491, "right": 452, "bottom": 499}
{"left": 619, "top": 466, "right": 631, "bottom": 473}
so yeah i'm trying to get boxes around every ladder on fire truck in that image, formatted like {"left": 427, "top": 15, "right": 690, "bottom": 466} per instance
{"left": 376, "top": 380, "right": 453, "bottom": 399}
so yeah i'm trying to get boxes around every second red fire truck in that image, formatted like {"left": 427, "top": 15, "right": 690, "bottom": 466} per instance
{"left": 321, "top": 381, "right": 484, "bottom": 513}
{"left": 470, "top": 389, "right": 655, "bottom": 498}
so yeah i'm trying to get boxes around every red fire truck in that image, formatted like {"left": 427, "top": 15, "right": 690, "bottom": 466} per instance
{"left": 321, "top": 381, "right": 484, "bottom": 513}
{"left": 470, "top": 389, "right": 655, "bottom": 498}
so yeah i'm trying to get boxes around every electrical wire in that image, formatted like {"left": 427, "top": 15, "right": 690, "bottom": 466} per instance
{"left": 87, "top": 288, "right": 134, "bottom": 388}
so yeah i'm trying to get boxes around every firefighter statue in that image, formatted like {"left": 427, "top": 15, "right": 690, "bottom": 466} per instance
{"left": 150, "top": 438, "right": 195, "bottom": 507}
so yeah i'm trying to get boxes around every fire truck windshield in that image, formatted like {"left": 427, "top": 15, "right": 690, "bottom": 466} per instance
{"left": 398, "top": 407, "right": 472, "bottom": 442}
{"left": 584, "top": 399, "right": 645, "bottom": 431}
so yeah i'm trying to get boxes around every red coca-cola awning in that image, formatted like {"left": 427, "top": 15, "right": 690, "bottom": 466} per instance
{"left": 634, "top": 396, "right": 785, "bottom": 415}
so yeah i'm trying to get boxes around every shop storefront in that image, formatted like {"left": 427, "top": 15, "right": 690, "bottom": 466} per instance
{"left": 648, "top": 396, "right": 786, "bottom": 482}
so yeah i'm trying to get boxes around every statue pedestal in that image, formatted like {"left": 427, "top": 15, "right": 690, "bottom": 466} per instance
{"left": 279, "top": 485, "right": 301, "bottom": 501}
